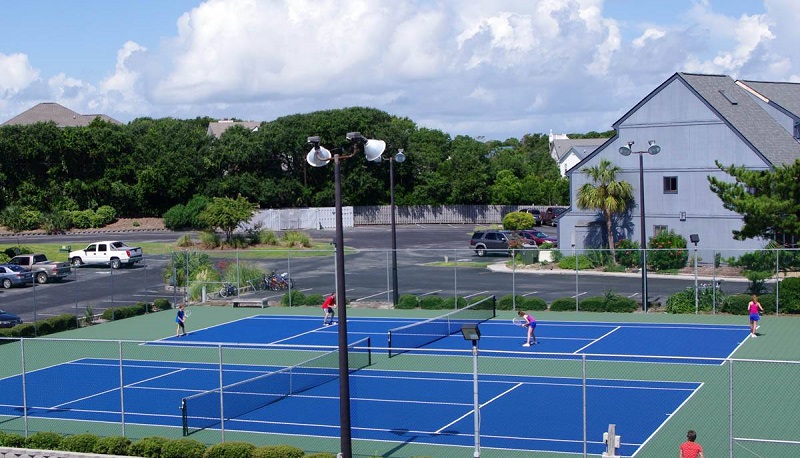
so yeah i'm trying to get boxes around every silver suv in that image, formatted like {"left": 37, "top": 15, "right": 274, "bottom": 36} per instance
{"left": 469, "top": 230, "right": 514, "bottom": 257}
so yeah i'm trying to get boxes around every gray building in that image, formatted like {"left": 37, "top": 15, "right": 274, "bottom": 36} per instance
{"left": 1, "top": 102, "right": 120, "bottom": 127}
{"left": 558, "top": 72, "right": 800, "bottom": 254}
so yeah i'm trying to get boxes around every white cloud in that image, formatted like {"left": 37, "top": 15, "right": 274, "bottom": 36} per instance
{"left": 0, "top": 53, "right": 39, "bottom": 96}
{"left": 632, "top": 28, "right": 667, "bottom": 48}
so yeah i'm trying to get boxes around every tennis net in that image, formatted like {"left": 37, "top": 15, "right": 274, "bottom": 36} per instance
{"left": 387, "top": 295, "right": 495, "bottom": 357}
{"left": 181, "top": 337, "right": 371, "bottom": 435}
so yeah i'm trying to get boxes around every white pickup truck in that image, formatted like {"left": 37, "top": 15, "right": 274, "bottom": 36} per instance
{"left": 69, "top": 241, "right": 143, "bottom": 269}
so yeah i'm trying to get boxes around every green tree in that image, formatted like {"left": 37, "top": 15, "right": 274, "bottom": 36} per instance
{"left": 198, "top": 195, "right": 257, "bottom": 242}
{"left": 490, "top": 170, "right": 523, "bottom": 204}
{"left": 576, "top": 159, "right": 633, "bottom": 262}
{"left": 708, "top": 160, "right": 800, "bottom": 244}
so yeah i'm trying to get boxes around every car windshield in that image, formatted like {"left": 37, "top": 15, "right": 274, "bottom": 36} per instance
{"left": 4, "top": 264, "right": 24, "bottom": 272}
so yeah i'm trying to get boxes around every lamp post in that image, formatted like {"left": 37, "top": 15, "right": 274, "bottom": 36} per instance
{"left": 460, "top": 323, "right": 481, "bottom": 458}
{"left": 307, "top": 133, "right": 385, "bottom": 458}
{"left": 619, "top": 140, "right": 661, "bottom": 313}
{"left": 373, "top": 149, "right": 406, "bottom": 306}
{"left": 690, "top": 234, "right": 700, "bottom": 314}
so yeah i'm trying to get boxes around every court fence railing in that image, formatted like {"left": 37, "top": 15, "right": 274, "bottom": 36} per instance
{"left": 0, "top": 337, "right": 798, "bottom": 457}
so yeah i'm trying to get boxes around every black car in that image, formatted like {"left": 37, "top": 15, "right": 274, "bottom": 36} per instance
{"left": 0, "top": 309, "right": 22, "bottom": 328}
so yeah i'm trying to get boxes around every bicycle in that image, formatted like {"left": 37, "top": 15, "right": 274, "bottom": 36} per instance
{"left": 264, "top": 271, "right": 294, "bottom": 291}
{"left": 219, "top": 282, "right": 237, "bottom": 298}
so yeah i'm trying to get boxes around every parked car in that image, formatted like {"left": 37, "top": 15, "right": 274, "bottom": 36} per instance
{"left": 542, "top": 206, "right": 567, "bottom": 226}
{"left": 517, "top": 207, "right": 542, "bottom": 225}
{"left": 469, "top": 230, "right": 518, "bottom": 257}
{"left": 0, "top": 264, "right": 34, "bottom": 289}
{"left": 517, "top": 230, "right": 558, "bottom": 247}
{"left": 0, "top": 309, "right": 22, "bottom": 328}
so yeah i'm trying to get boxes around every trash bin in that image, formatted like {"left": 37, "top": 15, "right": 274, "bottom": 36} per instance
{"left": 521, "top": 247, "right": 538, "bottom": 264}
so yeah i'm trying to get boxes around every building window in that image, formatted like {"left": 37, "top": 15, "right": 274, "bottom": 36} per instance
{"left": 654, "top": 225, "right": 668, "bottom": 235}
{"left": 663, "top": 176, "right": 678, "bottom": 194}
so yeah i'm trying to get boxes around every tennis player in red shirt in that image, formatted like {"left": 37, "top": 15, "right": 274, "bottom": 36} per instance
{"left": 679, "top": 430, "right": 704, "bottom": 458}
{"left": 322, "top": 292, "right": 336, "bottom": 326}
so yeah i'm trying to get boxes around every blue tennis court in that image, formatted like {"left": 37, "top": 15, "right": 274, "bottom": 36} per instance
{"left": 0, "top": 314, "right": 752, "bottom": 455}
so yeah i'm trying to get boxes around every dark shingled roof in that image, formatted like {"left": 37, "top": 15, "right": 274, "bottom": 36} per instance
{"left": 737, "top": 79, "right": 800, "bottom": 120}
{"left": 1, "top": 102, "right": 121, "bottom": 127}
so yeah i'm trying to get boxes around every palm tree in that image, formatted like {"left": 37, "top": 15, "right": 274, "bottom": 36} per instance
{"left": 576, "top": 159, "right": 634, "bottom": 263}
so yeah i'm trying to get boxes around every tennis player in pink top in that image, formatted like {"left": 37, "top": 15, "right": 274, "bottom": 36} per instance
{"left": 748, "top": 294, "right": 763, "bottom": 337}
{"left": 517, "top": 310, "right": 537, "bottom": 347}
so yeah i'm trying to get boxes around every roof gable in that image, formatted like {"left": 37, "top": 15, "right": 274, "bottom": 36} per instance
{"left": 1, "top": 102, "right": 121, "bottom": 127}
{"left": 737, "top": 79, "right": 800, "bottom": 119}
{"left": 207, "top": 120, "right": 261, "bottom": 138}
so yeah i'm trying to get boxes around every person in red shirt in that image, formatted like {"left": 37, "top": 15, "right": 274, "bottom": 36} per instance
{"left": 679, "top": 430, "right": 704, "bottom": 458}
{"left": 322, "top": 292, "right": 336, "bottom": 326}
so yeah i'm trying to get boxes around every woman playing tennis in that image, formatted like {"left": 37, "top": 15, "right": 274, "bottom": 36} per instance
{"left": 748, "top": 294, "right": 763, "bottom": 337}
{"left": 517, "top": 310, "right": 537, "bottom": 346}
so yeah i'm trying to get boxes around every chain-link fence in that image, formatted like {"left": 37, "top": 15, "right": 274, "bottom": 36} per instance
{"left": 1, "top": 337, "right": 798, "bottom": 457}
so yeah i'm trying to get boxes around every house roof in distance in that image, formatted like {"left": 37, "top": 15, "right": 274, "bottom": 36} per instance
{"left": 207, "top": 120, "right": 261, "bottom": 138}
{"left": 1, "top": 102, "right": 121, "bottom": 127}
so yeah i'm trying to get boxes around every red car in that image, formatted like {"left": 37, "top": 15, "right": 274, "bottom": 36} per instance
{"left": 517, "top": 230, "right": 558, "bottom": 247}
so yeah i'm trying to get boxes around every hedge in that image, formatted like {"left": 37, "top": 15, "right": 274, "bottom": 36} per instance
{"left": 252, "top": 444, "right": 305, "bottom": 458}
{"left": 204, "top": 441, "right": 256, "bottom": 458}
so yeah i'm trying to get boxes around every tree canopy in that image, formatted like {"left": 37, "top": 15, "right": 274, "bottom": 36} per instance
{"left": 708, "top": 160, "right": 800, "bottom": 245}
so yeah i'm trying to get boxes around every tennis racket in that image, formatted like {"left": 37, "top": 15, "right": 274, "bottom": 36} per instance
{"left": 512, "top": 317, "right": 527, "bottom": 327}
{"left": 184, "top": 309, "right": 192, "bottom": 318}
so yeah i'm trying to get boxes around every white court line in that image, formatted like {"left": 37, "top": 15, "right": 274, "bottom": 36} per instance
{"left": 522, "top": 291, "right": 539, "bottom": 296}
{"left": 463, "top": 291, "right": 490, "bottom": 298}
{"left": 356, "top": 290, "right": 390, "bottom": 301}
{"left": 570, "top": 292, "right": 588, "bottom": 299}
{"left": 435, "top": 382, "right": 523, "bottom": 434}
{"left": 573, "top": 326, "right": 621, "bottom": 354}
{"left": 418, "top": 290, "right": 443, "bottom": 297}
{"left": 53, "top": 368, "right": 187, "bottom": 409}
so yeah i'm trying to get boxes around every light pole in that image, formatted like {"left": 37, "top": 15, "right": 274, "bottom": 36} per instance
{"left": 690, "top": 234, "right": 700, "bottom": 314}
{"left": 619, "top": 140, "right": 661, "bottom": 313}
{"left": 306, "top": 133, "right": 385, "bottom": 458}
{"left": 373, "top": 149, "right": 406, "bottom": 306}
{"left": 460, "top": 323, "right": 481, "bottom": 458}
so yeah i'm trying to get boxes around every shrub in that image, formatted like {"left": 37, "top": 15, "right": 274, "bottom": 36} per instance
{"left": 522, "top": 296, "right": 548, "bottom": 311}
{"left": 25, "top": 431, "right": 63, "bottom": 450}
{"left": 226, "top": 234, "right": 249, "bottom": 249}
{"left": 442, "top": 296, "right": 467, "bottom": 309}
{"left": 614, "top": 239, "right": 641, "bottom": 268}
{"left": 70, "top": 209, "right": 95, "bottom": 229}
{"left": 153, "top": 298, "right": 172, "bottom": 311}
{"left": 257, "top": 230, "right": 279, "bottom": 245}
{"left": 502, "top": 211, "right": 534, "bottom": 230}
{"left": 549, "top": 297, "right": 577, "bottom": 311}
{"left": 665, "top": 287, "right": 723, "bottom": 314}
{"left": 396, "top": 294, "right": 418, "bottom": 309}
{"left": 497, "top": 294, "right": 524, "bottom": 311}
{"left": 305, "top": 293, "right": 324, "bottom": 306}
{"left": 43, "top": 314, "right": 78, "bottom": 332}
{"left": 779, "top": 277, "right": 800, "bottom": 313}
{"left": 199, "top": 231, "right": 222, "bottom": 249}
{"left": 558, "top": 255, "right": 593, "bottom": 270}
{"left": 251, "top": 445, "right": 304, "bottom": 458}
{"left": 94, "top": 205, "right": 117, "bottom": 226}
{"left": 35, "top": 320, "right": 53, "bottom": 335}
{"left": 0, "top": 206, "right": 43, "bottom": 231}
{"left": 102, "top": 303, "right": 148, "bottom": 321}
{"left": 577, "top": 296, "right": 605, "bottom": 312}
{"left": 10, "top": 323, "right": 37, "bottom": 337}
{"left": 60, "top": 433, "right": 99, "bottom": 453}
{"left": 303, "top": 454, "right": 336, "bottom": 458}
{"left": 40, "top": 210, "right": 73, "bottom": 234}
{"left": 130, "top": 436, "right": 170, "bottom": 458}
{"left": 161, "top": 438, "right": 207, "bottom": 458}
{"left": 0, "top": 431, "right": 26, "bottom": 447}
{"left": 419, "top": 295, "right": 445, "bottom": 309}
{"left": 203, "top": 441, "right": 256, "bottom": 458}
{"left": 647, "top": 229, "right": 688, "bottom": 271}
{"left": 92, "top": 436, "right": 131, "bottom": 455}
{"left": 283, "top": 231, "right": 311, "bottom": 248}
{"left": 177, "top": 234, "right": 194, "bottom": 247}
{"left": 718, "top": 294, "right": 775, "bottom": 315}
{"left": 282, "top": 290, "right": 307, "bottom": 306}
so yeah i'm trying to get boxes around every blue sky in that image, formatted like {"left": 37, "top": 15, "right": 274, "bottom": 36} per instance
{"left": 0, "top": 0, "right": 797, "bottom": 141}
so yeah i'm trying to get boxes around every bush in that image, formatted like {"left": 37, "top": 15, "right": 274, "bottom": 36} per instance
{"left": 281, "top": 290, "right": 307, "bottom": 306}
{"left": 92, "top": 436, "right": 131, "bottom": 455}
{"left": 719, "top": 294, "right": 775, "bottom": 315}
{"left": 550, "top": 297, "right": 577, "bottom": 311}
{"left": 497, "top": 294, "right": 524, "bottom": 311}
{"left": 177, "top": 234, "right": 194, "bottom": 247}
{"left": 40, "top": 210, "right": 73, "bottom": 234}
{"left": 558, "top": 255, "right": 593, "bottom": 270}
{"left": 647, "top": 229, "right": 688, "bottom": 271}
{"left": 94, "top": 205, "right": 117, "bottom": 226}
{"left": 283, "top": 231, "right": 311, "bottom": 248}
{"left": 43, "top": 314, "right": 78, "bottom": 333}
{"left": 0, "top": 431, "right": 26, "bottom": 447}
{"left": 304, "top": 293, "right": 324, "bottom": 306}
{"left": 60, "top": 433, "right": 99, "bottom": 453}
{"left": 251, "top": 445, "right": 304, "bottom": 458}
{"left": 303, "top": 454, "right": 336, "bottom": 458}
{"left": 419, "top": 295, "right": 445, "bottom": 309}
{"left": 203, "top": 441, "right": 256, "bottom": 458}
{"left": 164, "top": 195, "right": 210, "bottom": 230}
{"left": 442, "top": 296, "right": 467, "bottom": 309}
{"left": 396, "top": 294, "right": 418, "bottom": 309}
{"left": 25, "top": 431, "right": 63, "bottom": 450}
{"left": 199, "top": 231, "right": 222, "bottom": 249}
{"left": 779, "top": 277, "right": 800, "bottom": 313}
{"left": 130, "top": 436, "right": 170, "bottom": 458}
{"left": 161, "top": 438, "right": 207, "bottom": 458}
{"left": 521, "top": 296, "right": 548, "bottom": 311}
{"left": 257, "top": 230, "right": 279, "bottom": 245}
{"left": 10, "top": 322, "right": 37, "bottom": 337}
{"left": 70, "top": 209, "right": 95, "bottom": 229}
{"left": 153, "top": 298, "right": 172, "bottom": 311}
{"left": 614, "top": 239, "right": 641, "bottom": 268}
{"left": 102, "top": 302, "right": 149, "bottom": 321}
{"left": 502, "top": 211, "right": 534, "bottom": 230}
{"left": 665, "top": 287, "right": 723, "bottom": 314}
